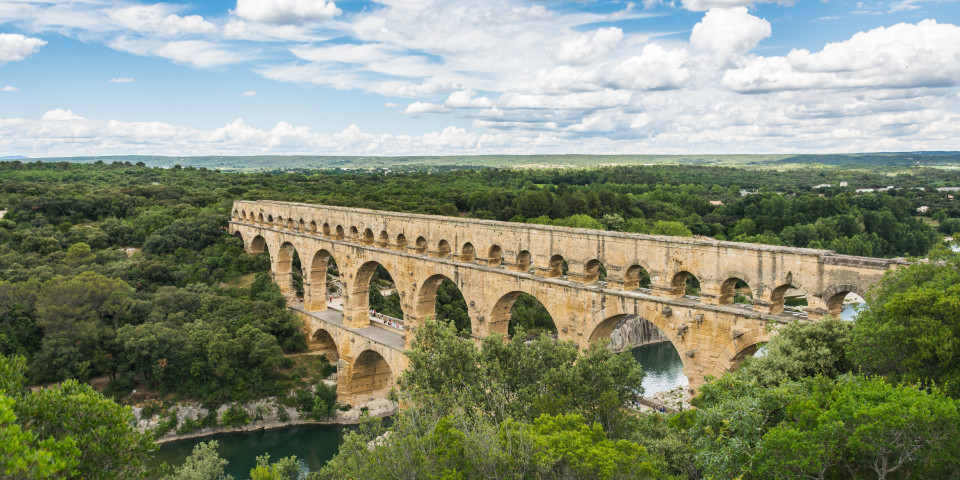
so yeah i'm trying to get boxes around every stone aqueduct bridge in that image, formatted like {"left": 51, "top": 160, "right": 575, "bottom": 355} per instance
{"left": 229, "top": 200, "right": 904, "bottom": 403}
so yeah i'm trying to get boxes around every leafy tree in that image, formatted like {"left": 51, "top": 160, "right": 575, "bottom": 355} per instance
{"left": 739, "top": 317, "right": 853, "bottom": 386}
{"left": 160, "top": 441, "right": 233, "bottom": 480}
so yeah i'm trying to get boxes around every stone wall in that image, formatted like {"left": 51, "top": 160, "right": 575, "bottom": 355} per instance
{"left": 608, "top": 315, "right": 669, "bottom": 353}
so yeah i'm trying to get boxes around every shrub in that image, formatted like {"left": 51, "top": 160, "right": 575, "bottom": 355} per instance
{"left": 221, "top": 404, "right": 251, "bottom": 428}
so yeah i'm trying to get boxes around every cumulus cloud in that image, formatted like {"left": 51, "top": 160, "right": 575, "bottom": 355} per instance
{"left": 109, "top": 77, "right": 135, "bottom": 83}
{"left": 553, "top": 27, "right": 623, "bottom": 65}
{"left": 402, "top": 102, "right": 447, "bottom": 114}
{"left": 681, "top": 0, "right": 794, "bottom": 12}
{"left": 690, "top": 7, "right": 770, "bottom": 64}
{"left": 233, "top": 0, "right": 341, "bottom": 25}
{"left": 444, "top": 90, "right": 493, "bottom": 108}
{"left": 0, "top": 33, "right": 46, "bottom": 64}
{"left": 723, "top": 20, "right": 960, "bottom": 92}
{"left": 606, "top": 44, "right": 691, "bottom": 90}
{"left": 108, "top": 5, "right": 217, "bottom": 37}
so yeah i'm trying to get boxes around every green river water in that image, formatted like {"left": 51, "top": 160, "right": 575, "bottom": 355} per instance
{"left": 150, "top": 341, "right": 691, "bottom": 478}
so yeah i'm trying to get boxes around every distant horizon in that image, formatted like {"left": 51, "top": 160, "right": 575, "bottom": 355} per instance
{"left": 0, "top": 0, "right": 956, "bottom": 157}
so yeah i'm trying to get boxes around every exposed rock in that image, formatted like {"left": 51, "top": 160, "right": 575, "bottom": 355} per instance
{"left": 609, "top": 315, "right": 668, "bottom": 353}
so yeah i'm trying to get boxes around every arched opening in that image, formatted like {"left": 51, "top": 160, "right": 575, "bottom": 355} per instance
{"left": 348, "top": 350, "right": 394, "bottom": 400}
{"left": 588, "top": 313, "right": 687, "bottom": 396}
{"left": 361, "top": 228, "right": 375, "bottom": 246}
{"left": 416, "top": 274, "right": 471, "bottom": 337}
{"left": 460, "top": 243, "right": 475, "bottom": 262}
{"left": 624, "top": 265, "right": 652, "bottom": 290}
{"left": 488, "top": 245, "right": 503, "bottom": 267}
{"left": 584, "top": 259, "right": 606, "bottom": 284}
{"left": 719, "top": 278, "right": 753, "bottom": 306}
{"left": 546, "top": 254, "right": 565, "bottom": 278}
{"left": 267, "top": 214, "right": 274, "bottom": 226}
{"left": 298, "top": 219, "right": 306, "bottom": 233}
{"left": 310, "top": 329, "right": 339, "bottom": 362}
{"left": 729, "top": 344, "right": 761, "bottom": 371}
{"left": 250, "top": 235, "right": 267, "bottom": 254}
{"left": 277, "top": 216, "right": 284, "bottom": 229}
{"left": 257, "top": 213, "right": 264, "bottom": 224}
{"left": 671, "top": 271, "right": 701, "bottom": 298}
{"left": 415, "top": 236, "right": 427, "bottom": 254}
{"left": 353, "top": 261, "right": 404, "bottom": 324}
{"left": 489, "top": 291, "right": 557, "bottom": 339}
{"left": 377, "top": 230, "right": 389, "bottom": 247}
{"left": 349, "top": 226, "right": 359, "bottom": 241}
{"left": 306, "top": 250, "right": 341, "bottom": 310}
{"left": 286, "top": 218, "right": 295, "bottom": 230}
{"left": 335, "top": 225, "right": 345, "bottom": 240}
{"left": 233, "top": 209, "right": 239, "bottom": 219}
{"left": 309, "top": 221, "right": 318, "bottom": 234}
{"left": 396, "top": 234, "right": 408, "bottom": 251}
{"left": 322, "top": 223, "right": 331, "bottom": 236}
{"left": 824, "top": 286, "right": 867, "bottom": 319}
{"left": 276, "top": 242, "right": 304, "bottom": 302}
{"left": 516, "top": 250, "right": 532, "bottom": 273}
{"left": 771, "top": 284, "right": 808, "bottom": 315}
{"left": 436, "top": 239, "right": 451, "bottom": 258}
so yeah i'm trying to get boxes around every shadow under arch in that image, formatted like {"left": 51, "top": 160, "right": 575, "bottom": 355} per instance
{"left": 489, "top": 290, "right": 557, "bottom": 338}
{"left": 415, "top": 274, "right": 472, "bottom": 337}
{"left": 716, "top": 327, "right": 773, "bottom": 373}
{"left": 623, "top": 264, "right": 652, "bottom": 290}
{"left": 353, "top": 260, "right": 404, "bottom": 319}
{"left": 719, "top": 277, "right": 754, "bottom": 306}
{"left": 306, "top": 249, "right": 341, "bottom": 310}
{"left": 276, "top": 241, "right": 305, "bottom": 302}
{"left": 671, "top": 270, "right": 701, "bottom": 298}
{"left": 770, "top": 284, "right": 808, "bottom": 315}
{"left": 250, "top": 235, "right": 267, "bottom": 254}
{"left": 309, "top": 328, "right": 340, "bottom": 362}
{"left": 346, "top": 350, "right": 394, "bottom": 400}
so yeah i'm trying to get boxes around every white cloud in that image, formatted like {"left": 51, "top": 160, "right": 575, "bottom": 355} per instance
{"left": 553, "top": 27, "right": 623, "bottom": 65}
{"left": 110, "top": 37, "right": 252, "bottom": 69}
{"left": 109, "top": 77, "right": 135, "bottom": 83}
{"left": 444, "top": 90, "right": 493, "bottom": 108}
{"left": 690, "top": 8, "right": 771, "bottom": 64}
{"left": 402, "top": 102, "right": 447, "bottom": 114}
{"left": 233, "top": 0, "right": 341, "bottom": 25}
{"left": 680, "top": 0, "right": 794, "bottom": 12}
{"left": 606, "top": 43, "right": 691, "bottom": 90}
{"left": 108, "top": 5, "right": 217, "bottom": 37}
{"left": 2, "top": 86, "right": 19, "bottom": 92}
{"left": 723, "top": 20, "right": 960, "bottom": 92}
{"left": 41, "top": 109, "right": 84, "bottom": 121}
{"left": 242, "top": 91, "right": 256, "bottom": 96}
{"left": 0, "top": 33, "right": 46, "bottom": 64}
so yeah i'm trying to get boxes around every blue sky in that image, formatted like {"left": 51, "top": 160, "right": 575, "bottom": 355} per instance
{"left": 0, "top": 0, "right": 957, "bottom": 157}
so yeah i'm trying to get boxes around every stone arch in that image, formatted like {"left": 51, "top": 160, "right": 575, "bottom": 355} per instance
{"left": 250, "top": 235, "right": 267, "bottom": 253}
{"left": 719, "top": 277, "right": 754, "bottom": 306}
{"left": 267, "top": 214, "right": 274, "bottom": 226}
{"left": 460, "top": 242, "right": 475, "bottom": 262}
{"left": 276, "top": 242, "right": 304, "bottom": 301}
{"left": 350, "top": 226, "right": 359, "bottom": 240}
{"left": 770, "top": 284, "right": 807, "bottom": 315}
{"left": 516, "top": 250, "right": 532, "bottom": 272}
{"left": 377, "top": 230, "right": 389, "bottom": 247}
{"left": 346, "top": 350, "right": 394, "bottom": 400}
{"left": 335, "top": 225, "right": 345, "bottom": 240}
{"left": 276, "top": 216, "right": 284, "bottom": 229}
{"left": 298, "top": 219, "right": 306, "bottom": 233}
{"left": 396, "top": 233, "right": 408, "bottom": 251}
{"left": 415, "top": 273, "right": 473, "bottom": 336}
{"left": 624, "top": 264, "right": 652, "bottom": 290}
{"left": 488, "top": 245, "right": 503, "bottom": 267}
{"left": 415, "top": 236, "right": 428, "bottom": 254}
{"left": 257, "top": 213, "right": 264, "bottom": 224}
{"left": 361, "top": 228, "right": 375, "bottom": 246}
{"left": 233, "top": 208, "right": 239, "bottom": 219}
{"left": 309, "top": 328, "right": 339, "bottom": 362}
{"left": 671, "top": 270, "right": 701, "bottom": 298}
{"left": 322, "top": 223, "right": 331, "bottom": 237}
{"left": 546, "top": 254, "right": 564, "bottom": 278}
{"left": 232, "top": 230, "right": 244, "bottom": 246}
{"left": 305, "top": 249, "right": 340, "bottom": 310}
{"left": 436, "top": 239, "right": 451, "bottom": 258}
{"left": 584, "top": 259, "right": 604, "bottom": 284}
{"left": 716, "top": 327, "right": 772, "bottom": 372}
{"left": 309, "top": 221, "right": 318, "bottom": 234}
{"left": 488, "top": 290, "right": 556, "bottom": 337}
{"left": 348, "top": 260, "right": 404, "bottom": 327}
{"left": 286, "top": 218, "right": 295, "bottom": 230}
{"left": 822, "top": 284, "right": 868, "bottom": 317}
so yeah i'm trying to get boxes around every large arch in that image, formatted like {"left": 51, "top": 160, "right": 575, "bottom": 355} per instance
{"left": 719, "top": 277, "right": 754, "bottom": 306}
{"left": 309, "top": 328, "right": 340, "bottom": 362}
{"left": 250, "top": 235, "right": 267, "bottom": 253}
{"left": 348, "top": 260, "right": 404, "bottom": 327}
{"left": 586, "top": 312, "right": 689, "bottom": 393}
{"left": 671, "top": 271, "right": 701, "bottom": 298}
{"left": 415, "top": 274, "right": 472, "bottom": 337}
{"left": 305, "top": 249, "right": 340, "bottom": 310}
{"left": 345, "top": 350, "right": 394, "bottom": 401}
{"left": 623, "top": 264, "right": 652, "bottom": 290}
{"left": 715, "top": 327, "right": 773, "bottom": 373}
{"left": 822, "top": 284, "right": 868, "bottom": 317}
{"left": 489, "top": 290, "right": 557, "bottom": 338}
{"left": 275, "top": 242, "right": 304, "bottom": 302}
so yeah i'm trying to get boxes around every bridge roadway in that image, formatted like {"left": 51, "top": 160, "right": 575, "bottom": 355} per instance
{"left": 230, "top": 199, "right": 903, "bottom": 403}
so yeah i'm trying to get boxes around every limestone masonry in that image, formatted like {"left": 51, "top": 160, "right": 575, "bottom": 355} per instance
{"left": 229, "top": 200, "right": 903, "bottom": 401}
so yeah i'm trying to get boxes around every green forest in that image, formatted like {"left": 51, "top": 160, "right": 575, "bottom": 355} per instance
{"left": 1, "top": 159, "right": 959, "bottom": 479}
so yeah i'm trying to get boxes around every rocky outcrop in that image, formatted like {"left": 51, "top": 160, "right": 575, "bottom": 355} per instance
{"left": 608, "top": 315, "right": 669, "bottom": 353}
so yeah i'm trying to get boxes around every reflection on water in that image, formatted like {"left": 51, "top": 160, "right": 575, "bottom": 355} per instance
{"left": 631, "top": 341, "right": 688, "bottom": 395}
{"left": 150, "top": 424, "right": 344, "bottom": 479}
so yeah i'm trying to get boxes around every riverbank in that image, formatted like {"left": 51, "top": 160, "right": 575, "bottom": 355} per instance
{"left": 135, "top": 383, "right": 398, "bottom": 444}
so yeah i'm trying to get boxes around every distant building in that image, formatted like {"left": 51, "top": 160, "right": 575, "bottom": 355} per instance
{"left": 839, "top": 181, "right": 848, "bottom": 187}
{"left": 949, "top": 195, "right": 955, "bottom": 200}
{"left": 917, "top": 206, "right": 930, "bottom": 213}
{"left": 710, "top": 200, "right": 724, "bottom": 206}
{"left": 740, "top": 190, "right": 758, "bottom": 196}
{"left": 813, "top": 183, "right": 832, "bottom": 189}
{"left": 938, "top": 187, "right": 960, "bottom": 192}
{"left": 856, "top": 188, "right": 875, "bottom": 193}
